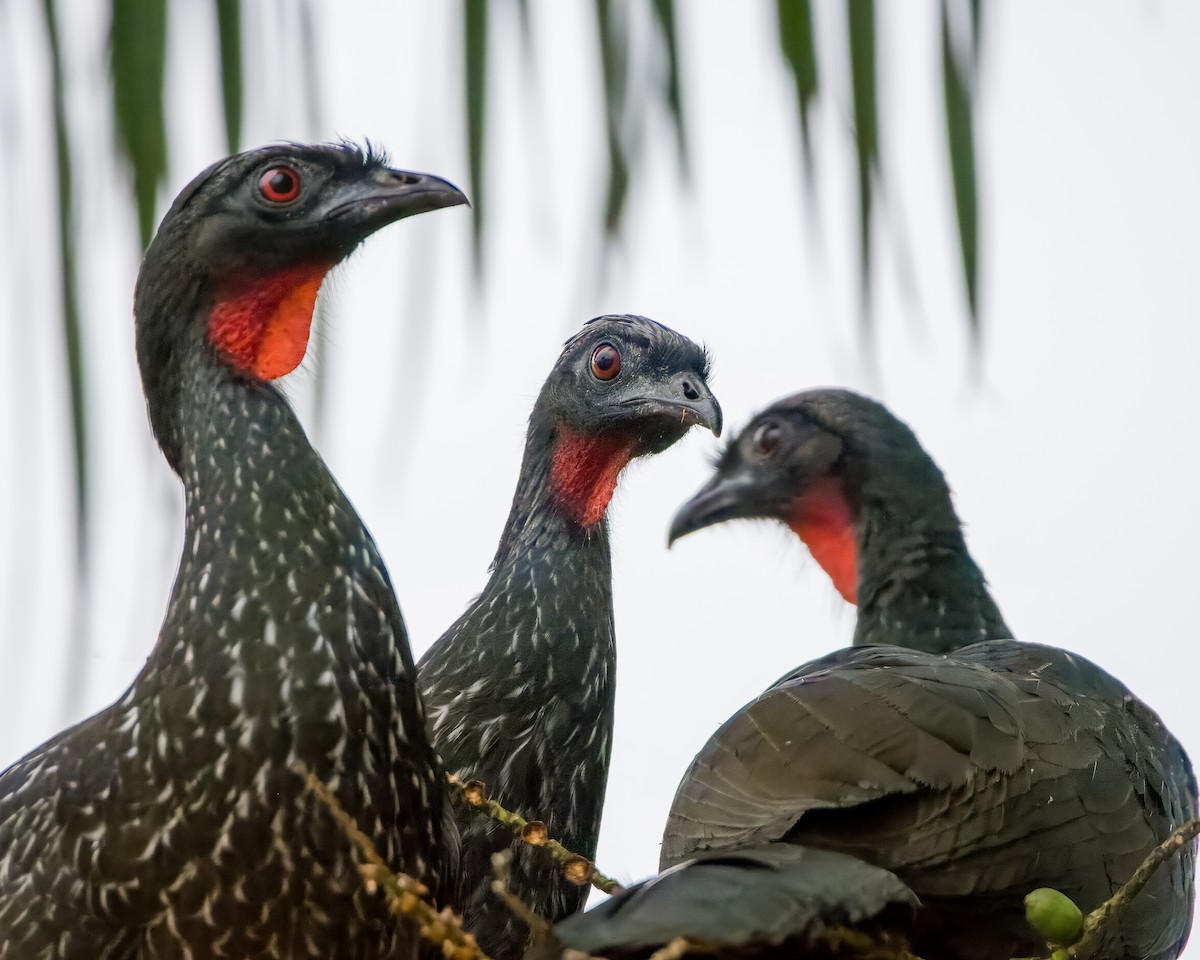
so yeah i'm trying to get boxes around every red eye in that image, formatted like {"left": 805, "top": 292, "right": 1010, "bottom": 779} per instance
{"left": 259, "top": 166, "right": 301, "bottom": 202}
{"left": 590, "top": 343, "right": 622, "bottom": 381}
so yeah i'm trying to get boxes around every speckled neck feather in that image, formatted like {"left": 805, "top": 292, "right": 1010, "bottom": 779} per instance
{"left": 418, "top": 418, "right": 628, "bottom": 960}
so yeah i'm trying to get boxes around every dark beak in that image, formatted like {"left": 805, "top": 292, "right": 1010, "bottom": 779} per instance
{"left": 625, "top": 372, "right": 723, "bottom": 437}
{"left": 668, "top": 467, "right": 760, "bottom": 547}
{"left": 326, "top": 167, "right": 468, "bottom": 231}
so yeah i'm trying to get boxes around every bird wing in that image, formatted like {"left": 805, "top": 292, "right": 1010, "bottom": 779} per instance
{"left": 0, "top": 696, "right": 151, "bottom": 957}
{"left": 552, "top": 844, "right": 916, "bottom": 956}
{"left": 662, "top": 643, "right": 1042, "bottom": 863}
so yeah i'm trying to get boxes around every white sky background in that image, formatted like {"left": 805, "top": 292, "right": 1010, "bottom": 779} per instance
{"left": 1, "top": 0, "right": 1198, "bottom": 947}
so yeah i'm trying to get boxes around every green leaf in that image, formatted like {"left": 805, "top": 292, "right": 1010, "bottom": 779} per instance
{"left": 110, "top": 0, "right": 168, "bottom": 249}
{"left": 941, "top": 0, "right": 979, "bottom": 334}
{"left": 464, "top": 0, "right": 487, "bottom": 269}
{"left": 651, "top": 0, "right": 688, "bottom": 176}
{"left": 776, "top": 0, "right": 818, "bottom": 173}
{"left": 594, "top": 0, "right": 629, "bottom": 236}
{"left": 847, "top": 0, "right": 878, "bottom": 318}
{"left": 214, "top": 0, "right": 242, "bottom": 154}
{"left": 41, "top": 0, "right": 88, "bottom": 570}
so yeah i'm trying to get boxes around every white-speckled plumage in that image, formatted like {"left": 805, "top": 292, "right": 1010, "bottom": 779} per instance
{"left": 419, "top": 316, "right": 718, "bottom": 960}
{"left": 0, "top": 142, "right": 465, "bottom": 958}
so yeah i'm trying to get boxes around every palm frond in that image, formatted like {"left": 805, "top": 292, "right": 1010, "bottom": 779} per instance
{"left": 41, "top": 0, "right": 90, "bottom": 716}
{"left": 464, "top": 0, "right": 488, "bottom": 269}
{"left": 214, "top": 0, "right": 243, "bottom": 154}
{"left": 776, "top": 0, "right": 819, "bottom": 177}
{"left": 41, "top": 0, "right": 87, "bottom": 569}
{"left": 594, "top": 0, "right": 630, "bottom": 237}
{"left": 650, "top": 0, "right": 688, "bottom": 177}
{"left": 111, "top": 0, "right": 168, "bottom": 249}
{"left": 941, "top": 0, "right": 981, "bottom": 342}
{"left": 846, "top": 0, "right": 878, "bottom": 326}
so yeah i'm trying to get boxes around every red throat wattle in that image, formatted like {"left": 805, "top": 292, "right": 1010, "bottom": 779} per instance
{"left": 550, "top": 426, "right": 637, "bottom": 527}
{"left": 788, "top": 473, "right": 858, "bottom": 604}
{"left": 208, "top": 263, "right": 333, "bottom": 379}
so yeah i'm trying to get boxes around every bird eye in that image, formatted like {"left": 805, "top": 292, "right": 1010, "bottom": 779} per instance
{"left": 259, "top": 166, "right": 302, "bottom": 203}
{"left": 751, "top": 422, "right": 781, "bottom": 457}
{"left": 590, "top": 343, "right": 622, "bottom": 381}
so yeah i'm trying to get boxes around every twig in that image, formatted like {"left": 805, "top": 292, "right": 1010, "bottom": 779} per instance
{"left": 491, "top": 849, "right": 556, "bottom": 942}
{"left": 449, "top": 773, "right": 626, "bottom": 895}
{"left": 305, "top": 771, "right": 491, "bottom": 960}
{"left": 647, "top": 937, "right": 694, "bottom": 960}
{"left": 1067, "top": 817, "right": 1200, "bottom": 959}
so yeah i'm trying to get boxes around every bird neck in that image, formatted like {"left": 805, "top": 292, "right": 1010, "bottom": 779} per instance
{"left": 479, "top": 420, "right": 619, "bottom": 676}
{"left": 419, "top": 415, "right": 618, "bottom": 855}
{"left": 423, "top": 415, "right": 619, "bottom": 762}
{"left": 172, "top": 350, "right": 330, "bottom": 524}
{"left": 475, "top": 514, "right": 615, "bottom": 680}
{"left": 134, "top": 246, "right": 334, "bottom": 474}
{"left": 137, "top": 298, "right": 404, "bottom": 679}
{"left": 852, "top": 492, "right": 1011, "bottom": 653}
{"left": 158, "top": 349, "right": 377, "bottom": 653}
{"left": 490, "top": 419, "right": 632, "bottom": 570}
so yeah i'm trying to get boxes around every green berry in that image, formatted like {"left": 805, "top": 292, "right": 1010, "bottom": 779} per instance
{"left": 1025, "top": 887, "right": 1084, "bottom": 946}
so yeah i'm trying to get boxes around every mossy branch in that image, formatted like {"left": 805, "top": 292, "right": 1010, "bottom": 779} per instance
{"left": 449, "top": 773, "right": 626, "bottom": 896}
{"left": 305, "top": 771, "right": 491, "bottom": 960}
{"left": 308, "top": 769, "right": 1196, "bottom": 960}
{"left": 646, "top": 936, "right": 693, "bottom": 960}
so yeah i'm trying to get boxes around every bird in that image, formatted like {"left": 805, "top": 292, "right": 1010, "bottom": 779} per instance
{"left": 417, "top": 314, "right": 721, "bottom": 960}
{"left": 0, "top": 142, "right": 466, "bottom": 959}
{"left": 557, "top": 388, "right": 1196, "bottom": 960}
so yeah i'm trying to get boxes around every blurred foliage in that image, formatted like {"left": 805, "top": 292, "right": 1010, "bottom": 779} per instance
{"left": 41, "top": 0, "right": 87, "bottom": 567}
{"left": 110, "top": 0, "right": 168, "bottom": 249}
{"left": 846, "top": 0, "right": 878, "bottom": 318}
{"left": 941, "top": 0, "right": 982, "bottom": 332}
{"left": 465, "top": 0, "right": 489, "bottom": 266}
{"left": 214, "top": 0, "right": 244, "bottom": 154}
{"left": 776, "top": 0, "right": 819, "bottom": 175}
{"left": 33, "top": 0, "right": 983, "bottom": 574}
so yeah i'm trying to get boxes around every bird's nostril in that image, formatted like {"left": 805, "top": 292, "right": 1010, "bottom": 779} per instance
{"left": 390, "top": 171, "right": 420, "bottom": 185}
{"left": 682, "top": 379, "right": 701, "bottom": 401}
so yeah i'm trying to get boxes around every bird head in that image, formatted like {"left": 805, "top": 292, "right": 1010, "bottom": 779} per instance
{"left": 668, "top": 388, "right": 954, "bottom": 604}
{"left": 533, "top": 315, "right": 721, "bottom": 528}
{"left": 135, "top": 141, "right": 466, "bottom": 384}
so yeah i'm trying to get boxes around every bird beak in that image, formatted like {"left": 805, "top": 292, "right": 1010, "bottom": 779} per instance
{"left": 325, "top": 167, "right": 468, "bottom": 231}
{"left": 668, "top": 467, "right": 759, "bottom": 547}
{"left": 624, "top": 373, "right": 723, "bottom": 437}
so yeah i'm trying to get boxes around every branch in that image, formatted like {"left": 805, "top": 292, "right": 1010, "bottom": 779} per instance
{"left": 449, "top": 773, "right": 626, "bottom": 896}
{"left": 647, "top": 937, "right": 694, "bottom": 960}
{"left": 305, "top": 771, "right": 491, "bottom": 960}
